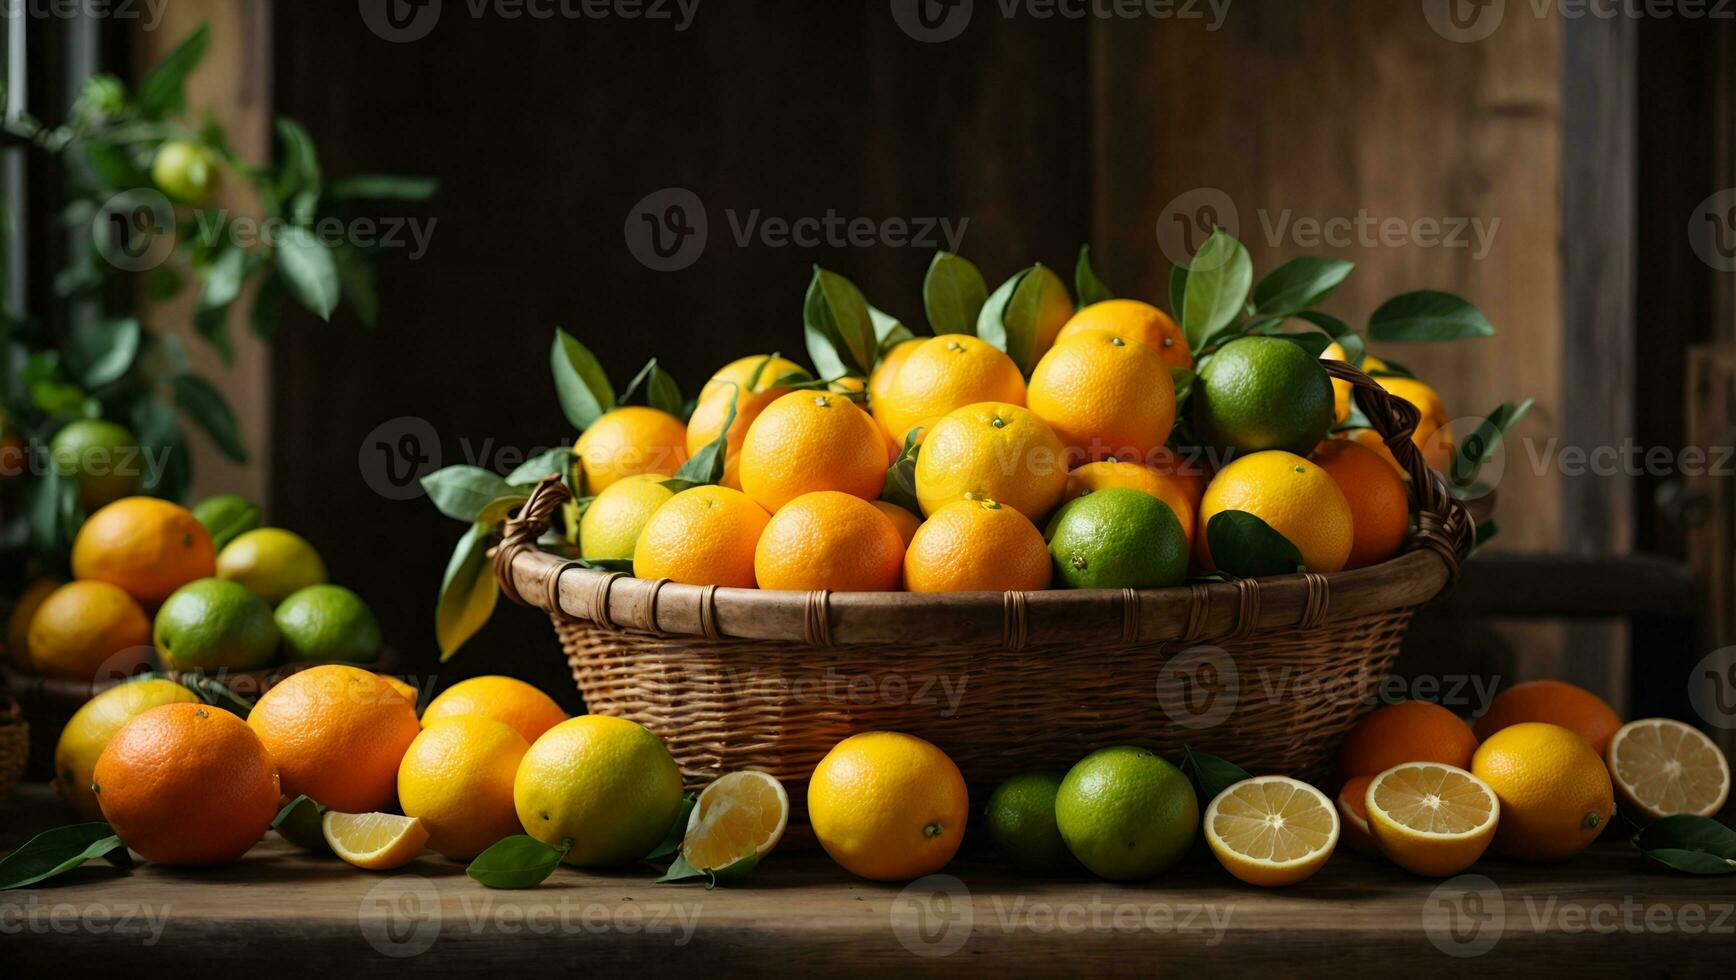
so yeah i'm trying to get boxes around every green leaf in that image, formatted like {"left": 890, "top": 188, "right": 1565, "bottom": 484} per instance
{"left": 618, "top": 358, "right": 686, "bottom": 418}
{"left": 0, "top": 823, "right": 128, "bottom": 891}
{"left": 804, "top": 267, "right": 877, "bottom": 376}
{"left": 466, "top": 835, "right": 570, "bottom": 889}
{"left": 879, "top": 429, "right": 922, "bottom": 513}
{"left": 869, "top": 306, "right": 914, "bottom": 351}
{"left": 978, "top": 263, "right": 1066, "bottom": 373}
{"left": 1168, "top": 265, "right": 1189, "bottom": 321}
{"left": 72, "top": 317, "right": 141, "bottom": 389}
{"left": 271, "top": 795, "right": 318, "bottom": 830}
{"left": 178, "top": 672, "right": 255, "bottom": 717}
{"left": 173, "top": 374, "right": 249, "bottom": 463}
{"left": 1074, "top": 245, "right": 1115, "bottom": 307}
{"left": 436, "top": 524, "right": 499, "bottom": 661}
{"left": 922, "top": 251, "right": 989, "bottom": 334}
{"left": 421, "top": 466, "right": 516, "bottom": 522}
{"left": 672, "top": 386, "right": 737, "bottom": 486}
{"left": 1181, "top": 230, "right": 1253, "bottom": 351}
{"left": 333, "top": 245, "right": 379, "bottom": 329}
{"left": 251, "top": 272, "right": 285, "bottom": 340}
{"left": 1206, "top": 510, "right": 1304, "bottom": 577}
{"left": 1451, "top": 399, "right": 1534, "bottom": 490}
{"left": 1471, "top": 518, "right": 1500, "bottom": 550}
{"left": 1368, "top": 290, "right": 1495, "bottom": 342}
{"left": 506, "top": 448, "right": 571, "bottom": 487}
{"left": 550, "top": 330, "right": 616, "bottom": 432}
{"left": 194, "top": 246, "right": 248, "bottom": 359}
{"left": 645, "top": 792, "right": 699, "bottom": 861}
{"left": 275, "top": 227, "right": 340, "bottom": 321}
{"left": 475, "top": 495, "right": 529, "bottom": 527}
{"left": 137, "top": 23, "right": 210, "bottom": 117}
{"left": 1642, "top": 849, "right": 1736, "bottom": 875}
{"left": 326, "top": 175, "right": 438, "bottom": 200}
{"left": 1252, "top": 257, "right": 1354, "bottom": 316}
{"left": 1633, "top": 815, "right": 1736, "bottom": 858}
{"left": 1180, "top": 747, "right": 1250, "bottom": 804}
{"left": 273, "top": 117, "right": 322, "bottom": 202}
{"left": 1297, "top": 311, "right": 1363, "bottom": 363}
{"left": 1275, "top": 332, "right": 1335, "bottom": 358}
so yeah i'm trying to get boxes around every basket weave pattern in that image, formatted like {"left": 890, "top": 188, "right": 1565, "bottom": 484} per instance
{"left": 498, "top": 361, "right": 1474, "bottom": 805}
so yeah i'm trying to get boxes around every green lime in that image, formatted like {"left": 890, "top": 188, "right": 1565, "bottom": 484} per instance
{"left": 1047, "top": 488, "right": 1188, "bottom": 589}
{"left": 1192, "top": 336, "right": 1334, "bottom": 457}
{"left": 985, "top": 771, "right": 1077, "bottom": 876}
{"left": 578, "top": 473, "right": 675, "bottom": 561}
{"left": 1055, "top": 745, "right": 1199, "bottom": 881}
{"left": 49, "top": 419, "right": 141, "bottom": 512}
{"left": 274, "top": 796, "right": 331, "bottom": 854}
{"left": 151, "top": 140, "right": 222, "bottom": 205}
{"left": 192, "top": 494, "right": 263, "bottom": 550}
{"left": 274, "top": 584, "right": 382, "bottom": 664}
{"left": 216, "top": 527, "right": 328, "bottom": 603}
{"left": 154, "top": 578, "right": 279, "bottom": 671}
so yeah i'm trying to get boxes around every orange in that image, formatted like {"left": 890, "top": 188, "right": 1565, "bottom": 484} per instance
{"left": 1148, "top": 446, "right": 1209, "bottom": 511}
{"left": 1313, "top": 437, "right": 1410, "bottom": 568}
{"left": 1472, "top": 722, "right": 1614, "bottom": 863}
{"left": 5, "top": 575, "right": 63, "bottom": 670}
{"left": 93, "top": 702, "right": 280, "bottom": 866}
{"left": 867, "top": 338, "right": 926, "bottom": 441}
{"left": 1062, "top": 461, "right": 1196, "bottom": 547}
{"left": 871, "top": 501, "right": 921, "bottom": 547}
{"left": 71, "top": 496, "right": 216, "bottom": 605}
{"left": 1335, "top": 774, "right": 1377, "bottom": 855}
{"left": 807, "top": 731, "right": 969, "bottom": 881}
{"left": 1055, "top": 299, "right": 1192, "bottom": 371}
{"left": 1027, "top": 332, "right": 1176, "bottom": 465}
{"left": 1343, "top": 427, "right": 1408, "bottom": 476}
{"left": 27, "top": 581, "right": 152, "bottom": 681}
{"left": 574, "top": 406, "right": 689, "bottom": 494}
{"left": 754, "top": 491, "right": 904, "bottom": 592}
{"left": 1195, "top": 451, "right": 1353, "bottom": 573}
{"left": 913, "top": 402, "right": 1067, "bottom": 521}
{"left": 633, "top": 485, "right": 771, "bottom": 588}
{"left": 247, "top": 664, "right": 421, "bottom": 813}
{"left": 1337, "top": 700, "right": 1479, "bottom": 788}
{"left": 420, "top": 675, "right": 568, "bottom": 744}
{"left": 397, "top": 715, "right": 530, "bottom": 859}
{"left": 1472, "top": 679, "right": 1622, "bottom": 756}
{"left": 873, "top": 335, "right": 1026, "bottom": 445}
{"left": 738, "top": 392, "right": 887, "bottom": 512}
{"left": 903, "top": 498, "right": 1052, "bottom": 593}
{"left": 687, "top": 354, "right": 807, "bottom": 489}
{"left": 1320, "top": 341, "right": 1354, "bottom": 424}
{"left": 1375, "top": 374, "right": 1455, "bottom": 472}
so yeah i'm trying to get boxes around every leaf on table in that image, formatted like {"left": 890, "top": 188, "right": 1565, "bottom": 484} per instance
{"left": 1180, "top": 747, "right": 1250, "bottom": 805}
{"left": 467, "top": 835, "right": 570, "bottom": 889}
{"left": 644, "top": 791, "right": 699, "bottom": 861}
{"left": 0, "top": 823, "right": 129, "bottom": 891}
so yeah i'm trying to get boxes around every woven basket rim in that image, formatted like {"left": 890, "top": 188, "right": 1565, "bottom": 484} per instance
{"left": 494, "top": 360, "right": 1477, "bottom": 647}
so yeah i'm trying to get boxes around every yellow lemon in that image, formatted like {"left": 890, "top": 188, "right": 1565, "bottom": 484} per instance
{"left": 216, "top": 527, "right": 329, "bottom": 603}
{"left": 323, "top": 811, "right": 429, "bottom": 870}
{"left": 807, "top": 731, "right": 969, "bottom": 881}
{"left": 398, "top": 716, "right": 530, "bottom": 859}
{"left": 1204, "top": 776, "right": 1339, "bottom": 887}
{"left": 680, "top": 770, "right": 789, "bottom": 878}
{"left": 1472, "top": 722, "right": 1615, "bottom": 863}
{"left": 54, "top": 678, "right": 202, "bottom": 819}
{"left": 513, "top": 715, "right": 684, "bottom": 867}
{"left": 1365, "top": 762, "right": 1499, "bottom": 877}
{"left": 578, "top": 473, "right": 675, "bottom": 561}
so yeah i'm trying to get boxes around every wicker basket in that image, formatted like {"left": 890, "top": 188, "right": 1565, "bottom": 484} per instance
{"left": 0, "top": 687, "right": 27, "bottom": 797}
{"left": 494, "top": 362, "right": 1475, "bottom": 815}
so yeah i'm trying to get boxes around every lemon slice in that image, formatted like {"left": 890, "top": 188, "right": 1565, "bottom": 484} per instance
{"left": 1204, "top": 776, "right": 1339, "bottom": 886}
{"left": 1365, "top": 763, "right": 1498, "bottom": 877}
{"left": 680, "top": 771, "right": 789, "bottom": 879}
{"left": 323, "top": 811, "right": 430, "bottom": 870}
{"left": 1607, "top": 718, "right": 1731, "bottom": 823}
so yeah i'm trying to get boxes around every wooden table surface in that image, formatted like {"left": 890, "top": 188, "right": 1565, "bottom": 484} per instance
{"left": 2, "top": 783, "right": 1729, "bottom": 977}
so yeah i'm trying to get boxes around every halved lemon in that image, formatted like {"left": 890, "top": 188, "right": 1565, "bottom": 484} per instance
{"left": 1335, "top": 775, "right": 1377, "bottom": 855}
{"left": 1365, "top": 763, "right": 1498, "bottom": 877}
{"left": 323, "top": 811, "right": 430, "bottom": 870}
{"left": 1606, "top": 718, "right": 1731, "bottom": 823}
{"left": 1204, "top": 776, "right": 1339, "bottom": 886}
{"left": 680, "top": 770, "right": 789, "bottom": 879}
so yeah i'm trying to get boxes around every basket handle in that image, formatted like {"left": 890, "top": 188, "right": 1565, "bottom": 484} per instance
{"left": 492, "top": 474, "right": 575, "bottom": 607}
{"left": 1320, "top": 358, "right": 1476, "bottom": 577}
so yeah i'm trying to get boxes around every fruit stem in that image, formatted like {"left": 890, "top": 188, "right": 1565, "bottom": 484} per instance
{"left": 923, "top": 822, "right": 943, "bottom": 838}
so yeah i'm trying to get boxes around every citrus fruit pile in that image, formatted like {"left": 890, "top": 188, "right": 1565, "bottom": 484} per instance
{"left": 3, "top": 493, "right": 383, "bottom": 682}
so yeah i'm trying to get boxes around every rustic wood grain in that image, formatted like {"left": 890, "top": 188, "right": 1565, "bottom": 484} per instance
{"left": 2, "top": 786, "right": 1729, "bottom": 977}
